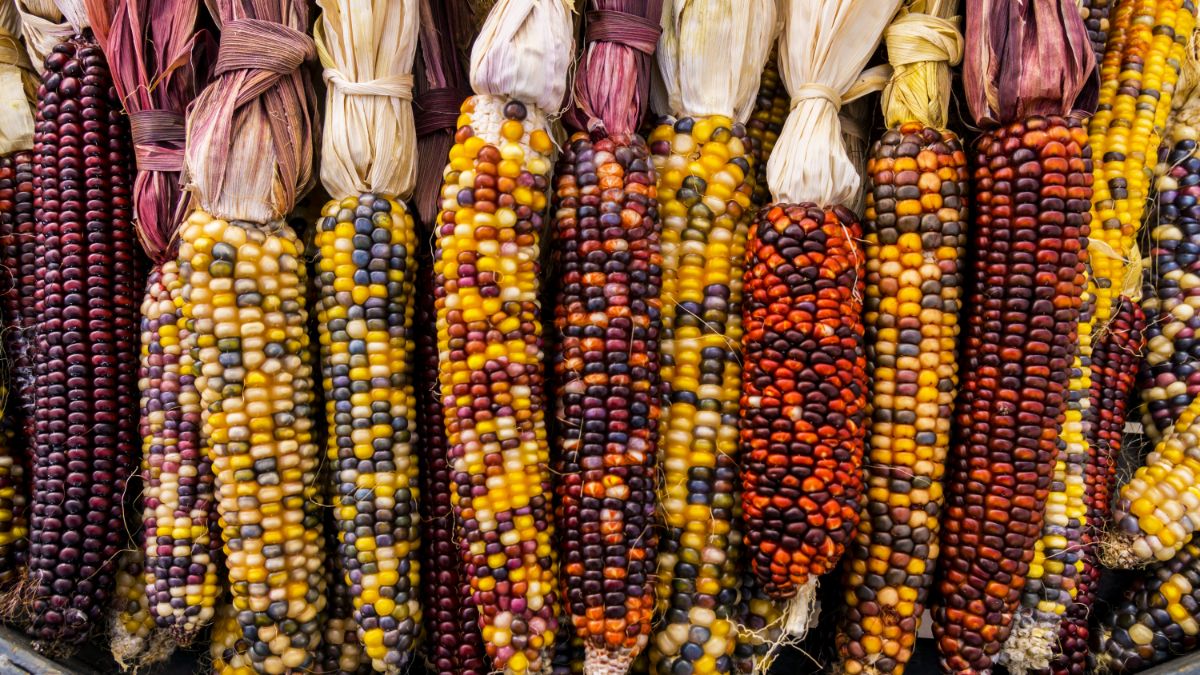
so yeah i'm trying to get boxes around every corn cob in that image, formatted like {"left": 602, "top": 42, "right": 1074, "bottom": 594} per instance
{"left": 318, "top": 469, "right": 368, "bottom": 675}
{"left": 211, "top": 601, "right": 256, "bottom": 675}
{"left": 649, "top": 1, "right": 776, "bottom": 670}
{"left": 838, "top": 120, "right": 967, "bottom": 674}
{"left": 79, "top": 0, "right": 218, "bottom": 642}
{"left": 934, "top": 113, "right": 1091, "bottom": 674}
{"left": 416, "top": 246, "right": 487, "bottom": 675}
{"left": 1078, "top": 0, "right": 1111, "bottom": 66}
{"left": 1094, "top": 538, "right": 1200, "bottom": 672}
{"left": 647, "top": 113, "right": 753, "bottom": 675}
{"left": 747, "top": 53, "right": 787, "bottom": 208}
{"left": 434, "top": 94, "right": 561, "bottom": 675}
{"left": 1141, "top": 105, "right": 1200, "bottom": 441}
{"left": 110, "top": 547, "right": 160, "bottom": 669}
{"left": 432, "top": 2, "right": 574, "bottom": 670}
{"left": 550, "top": 626, "right": 586, "bottom": 675}
{"left": 0, "top": 151, "right": 31, "bottom": 581}
{"left": 552, "top": 4, "right": 665, "bottom": 670}
{"left": 26, "top": 33, "right": 141, "bottom": 649}
{"left": 551, "top": 129, "right": 662, "bottom": 673}
{"left": 732, "top": 573, "right": 783, "bottom": 675}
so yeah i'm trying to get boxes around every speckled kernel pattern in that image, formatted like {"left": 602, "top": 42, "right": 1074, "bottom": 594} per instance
{"left": 315, "top": 193, "right": 422, "bottom": 672}
{"left": 139, "top": 260, "right": 218, "bottom": 642}
{"left": 551, "top": 131, "right": 662, "bottom": 670}
{"left": 647, "top": 114, "right": 753, "bottom": 675}
{"left": 433, "top": 94, "right": 559, "bottom": 675}
{"left": 838, "top": 122, "right": 968, "bottom": 675}
{"left": 933, "top": 115, "right": 1090, "bottom": 675}
{"left": 179, "top": 212, "right": 325, "bottom": 675}
{"left": 28, "top": 35, "right": 141, "bottom": 647}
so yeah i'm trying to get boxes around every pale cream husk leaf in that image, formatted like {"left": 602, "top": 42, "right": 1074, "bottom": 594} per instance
{"left": 767, "top": 0, "right": 903, "bottom": 207}
{"left": 316, "top": 0, "right": 418, "bottom": 200}
{"left": 469, "top": 0, "right": 574, "bottom": 114}
{"left": 13, "top": 0, "right": 68, "bottom": 66}
{"left": 656, "top": 0, "right": 777, "bottom": 123}
{"left": 881, "top": 0, "right": 963, "bottom": 130}
{"left": 0, "top": 0, "right": 35, "bottom": 154}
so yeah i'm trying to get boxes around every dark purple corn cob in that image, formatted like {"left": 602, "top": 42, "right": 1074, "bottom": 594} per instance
{"left": 416, "top": 245, "right": 487, "bottom": 675}
{"left": 27, "top": 34, "right": 140, "bottom": 649}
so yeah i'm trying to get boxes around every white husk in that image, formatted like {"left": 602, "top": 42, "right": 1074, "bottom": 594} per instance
{"left": 656, "top": 0, "right": 778, "bottom": 122}
{"left": 469, "top": 0, "right": 574, "bottom": 113}
{"left": 13, "top": 0, "right": 69, "bottom": 66}
{"left": 0, "top": 0, "right": 35, "bottom": 155}
{"left": 766, "top": 0, "right": 903, "bottom": 206}
{"left": 316, "top": 0, "right": 419, "bottom": 199}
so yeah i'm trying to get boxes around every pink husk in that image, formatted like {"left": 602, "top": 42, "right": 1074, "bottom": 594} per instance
{"left": 82, "top": 0, "right": 214, "bottom": 262}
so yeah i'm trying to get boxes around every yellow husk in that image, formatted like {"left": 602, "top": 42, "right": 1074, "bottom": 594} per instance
{"left": 315, "top": 0, "right": 419, "bottom": 199}
{"left": 881, "top": 0, "right": 962, "bottom": 130}
{"left": 469, "top": 0, "right": 574, "bottom": 113}
{"left": 655, "top": 0, "right": 778, "bottom": 122}
{"left": 15, "top": 0, "right": 86, "bottom": 68}
{"left": 766, "top": 0, "right": 903, "bottom": 207}
{"left": 0, "top": 0, "right": 35, "bottom": 154}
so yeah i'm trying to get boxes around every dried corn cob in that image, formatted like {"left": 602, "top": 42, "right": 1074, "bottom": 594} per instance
{"left": 180, "top": 0, "right": 326, "bottom": 670}
{"left": 318, "top": 468, "right": 368, "bottom": 675}
{"left": 432, "top": 2, "right": 575, "bottom": 672}
{"left": 747, "top": 53, "right": 787, "bottom": 208}
{"left": 211, "top": 601, "right": 255, "bottom": 675}
{"left": 109, "top": 548, "right": 156, "bottom": 669}
{"left": 314, "top": 1, "right": 427, "bottom": 672}
{"left": 552, "top": 3, "right": 664, "bottom": 672}
{"left": 732, "top": 574, "right": 783, "bottom": 675}
{"left": 1078, "top": 0, "right": 1111, "bottom": 66}
{"left": 932, "top": 1, "right": 1096, "bottom": 671}
{"left": 416, "top": 246, "right": 487, "bottom": 675}
{"left": 26, "top": 31, "right": 142, "bottom": 649}
{"left": 80, "top": 0, "right": 218, "bottom": 642}
{"left": 835, "top": 4, "right": 966, "bottom": 673}
{"left": 648, "top": 2, "right": 776, "bottom": 671}
{"left": 1094, "top": 538, "right": 1200, "bottom": 672}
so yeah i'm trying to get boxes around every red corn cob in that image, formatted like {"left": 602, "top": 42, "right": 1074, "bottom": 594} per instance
{"left": 27, "top": 34, "right": 141, "bottom": 649}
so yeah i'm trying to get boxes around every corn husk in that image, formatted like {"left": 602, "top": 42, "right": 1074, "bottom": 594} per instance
{"left": 963, "top": 0, "right": 1095, "bottom": 127}
{"left": 183, "top": 0, "right": 317, "bottom": 222}
{"left": 469, "top": 0, "right": 574, "bottom": 114}
{"left": 316, "top": 0, "right": 418, "bottom": 200}
{"left": 655, "top": 0, "right": 777, "bottom": 122}
{"left": 0, "top": 0, "right": 35, "bottom": 155}
{"left": 82, "top": 0, "right": 212, "bottom": 261}
{"left": 882, "top": 0, "right": 963, "bottom": 130}
{"left": 568, "top": 0, "right": 665, "bottom": 137}
{"left": 765, "top": 0, "right": 902, "bottom": 208}
{"left": 414, "top": 0, "right": 471, "bottom": 222}
{"left": 15, "top": 0, "right": 83, "bottom": 66}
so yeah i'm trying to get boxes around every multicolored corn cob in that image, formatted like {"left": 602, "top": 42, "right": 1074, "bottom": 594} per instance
{"left": 416, "top": 246, "right": 487, "bottom": 675}
{"left": 838, "top": 119, "right": 968, "bottom": 675}
{"left": 1094, "top": 538, "right": 1200, "bottom": 672}
{"left": 648, "top": 113, "right": 754, "bottom": 675}
{"left": 434, "top": 95, "right": 560, "bottom": 674}
{"left": 747, "top": 54, "right": 787, "bottom": 208}
{"left": 27, "top": 34, "right": 141, "bottom": 649}
{"left": 211, "top": 600, "right": 255, "bottom": 675}
{"left": 318, "top": 469, "right": 368, "bottom": 675}
{"left": 934, "top": 114, "right": 1091, "bottom": 674}
{"left": 109, "top": 546, "right": 160, "bottom": 669}
{"left": 1078, "top": 0, "right": 1111, "bottom": 66}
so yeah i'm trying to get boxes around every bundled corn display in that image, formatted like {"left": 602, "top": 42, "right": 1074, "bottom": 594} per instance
{"left": 647, "top": 1, "right": 775, "bottom": 672}
{"left": 3, "top": 0, "right": 1200, "bottom": 672}
{"left": 932, "top": 1, "right": 1095, "bottom": 673}
{"left": 430, "top": 1, "right": 574, "bottom": 672}
{"left": 835, "top": 2, "right": 966, "bottom": 674}
{"left": 550, "top": 2, "right": 664, "bottom": 672}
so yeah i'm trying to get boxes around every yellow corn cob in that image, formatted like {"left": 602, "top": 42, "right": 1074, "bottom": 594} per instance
{"left": 179, "top": 211, "right": 325, "bottom": 675}
{"left": 648, "top": 114, "right": 754, "bottom": 675}
{"left": 211, "top": 601, "right": 257, "bottom": 675}
{"left": 109, "top": 547, "right": 168, "bottom": 670}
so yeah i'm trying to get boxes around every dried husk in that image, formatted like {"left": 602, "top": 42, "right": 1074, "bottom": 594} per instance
{"left": 567, "top": 0, "right": 665, "bottom": 137}
{"left": 82, "top": 0, "right": 212, "bottom": 261}
{"left": 765, "top": 0, "right": 902, "bottom": 207}
{"left": 469, "top": 0, "right": 574, "bottom": 113}
{"left": 183, "top": 0, "right": 317, "bottom": 222}
{"left": 963, "top": 0, "right": 1095, "bottom": 127}
{"left": 882, "top": 0, "right": 963, "bottom": 130}
{"left": 655, "top": 0, "right": 777, "bottom": 122}
{"left": 15, "top": 0, "right": 83, "bottom": 66}
{"left": 414, "top": 0, "right": 471, "bottom": 221}
{"left": 0, "top": 0, "right": 36, "bottom": 155}
{"left": 316, "top": 0, "right": 418, "bottom": 200}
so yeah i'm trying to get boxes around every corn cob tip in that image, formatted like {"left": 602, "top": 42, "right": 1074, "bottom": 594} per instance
{"left": 109, "top": 622, "right": 174, "bottom": 672}
{"left": 780, "top": 578, "right": 820, "bottom": 638}
{"left": 583, "top": 645, "right": 634, "bottom": 675}
{"left": 997, "top": 619, "right": 1056, "bottom": 675}
{"left": 1098, "top": 529, "right": 1153, "bottom": 569}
